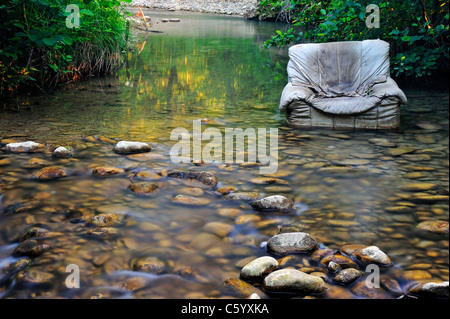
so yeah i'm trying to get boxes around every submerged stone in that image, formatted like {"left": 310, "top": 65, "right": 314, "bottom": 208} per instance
{"left": 87, "top": 213, "right": 121, "bottom": 227}
{"left": 222, "top": 192, "right": 259, "bottom": 201}
{"left": 13, "top": 239, "right": 51, "bottom": 257}
{"left": 32, "top": 166, "right": 68, "bottom": 180}
{"left": 82, "top": 227, "right": 119, "bottom": 240}
{"left": 223, "top": 277, "right": 266, "bottom": 298}
{"left": 92, "top": 166, "right": 125, "bottom": 176}
{"left": 416, "top": 220, "right": 449, "bottom": 236}
{"left": 131, "top": 256, "right": 166, "bottom": 274}
{"left": 128, "top": 182, "right": 159, "bottom": 195}
{"left": 167, "top": 170, "right": 218, "bottom": 188}
{"left": 173, "top": 194, "right": 211, "bottom": 206}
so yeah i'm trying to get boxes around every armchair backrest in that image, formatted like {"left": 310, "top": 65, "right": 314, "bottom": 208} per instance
{"left": 287, "top": 39, "right": 390, "bottom": 96}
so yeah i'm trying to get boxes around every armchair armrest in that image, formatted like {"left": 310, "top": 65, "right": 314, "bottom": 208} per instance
{"left": 279, "top": 82, "right": 315, "bottom": 112}
{"left": 370, "top": 77, "right": 407, "bottom": 104}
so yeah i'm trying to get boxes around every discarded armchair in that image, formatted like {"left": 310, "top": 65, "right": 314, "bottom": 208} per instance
{"left": 279, "top": 39, "right": 407, "bottom": 129}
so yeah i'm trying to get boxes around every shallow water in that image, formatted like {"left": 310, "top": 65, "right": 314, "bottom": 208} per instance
{"left": 0, "top": 10, "right": 448, "bottom": 299}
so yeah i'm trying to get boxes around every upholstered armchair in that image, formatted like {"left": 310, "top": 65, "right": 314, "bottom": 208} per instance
{"left": 279, "top": 39, "right": 407, "bottom": 129}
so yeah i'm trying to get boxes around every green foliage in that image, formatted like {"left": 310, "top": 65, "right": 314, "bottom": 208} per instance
{"left": 259, "top": 0, "right": 449, "bottom": 78}
{"left": 0, "top": 0, "right": 132, "bottom": 96}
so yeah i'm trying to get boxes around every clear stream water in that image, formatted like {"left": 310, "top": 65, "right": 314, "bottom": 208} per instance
{"left": 0, "top": 11, "right": 448, "bottom": 299}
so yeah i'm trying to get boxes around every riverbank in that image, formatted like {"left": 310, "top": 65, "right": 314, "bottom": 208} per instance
{"left": 129, "top": 0, "right": 259, "bottom": 17}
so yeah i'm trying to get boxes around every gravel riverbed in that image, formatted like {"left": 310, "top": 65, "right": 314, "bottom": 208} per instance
{"left": 129, "top": 0, "right": 259, "bottom": 17}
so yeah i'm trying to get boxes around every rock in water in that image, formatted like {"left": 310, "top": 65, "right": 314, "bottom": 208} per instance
{"left": 250, "top": 195, "right": 294, "bottom": 213}
{"left": 416, "top": 220, "right": 449, "bottom": 236}
{"left": 3, "top": 141, "right": 44, "bottom": 153}
{"left": 240, "top": 256, "right": 278, "bottom": 281}
{"left": 354, "top": 246, "right": 392, "bottom": 266}
{"left": 333, "top": 268, "right": 362, "bottom": 285}
{"left": 131, "top": 256, "right": 166, "bottom": 274}
{"left": 407, "top": 281, "right": 449, "bottom": 298}
{"left": 13, "top": 239, "right": 51, "bottom": 257}
{"left": 263, "top": 269, "right": 326, "bottom": 294}
{"left": 167, "top": 170, "right": 218, "bottom": 188}
{"left": 222, "top": 192, "right": 259, "bottom": 201}
{"left": 32, "top": 166, "right": 68, "bottom": 180}
{"left": 92, "top": 166, "right": 125, "bottom": 176}
{"left": 52, "top": 146, "right": 72, "bottom": 158}
{"left": 113, "top": 141, "right": 151, "bottom": 154}
{"left": 266, "top": 232, "right": 318, "bottom": 255}
{"left": 128, "top": 182, "right": 159, "bottom": 195}
{"left": 87, "top": 214, "right": 121, "bottom": 227}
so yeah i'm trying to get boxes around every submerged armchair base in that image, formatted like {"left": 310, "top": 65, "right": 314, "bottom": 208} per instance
{"left": 285, "top": 97, "right": 400, "bottom": 130}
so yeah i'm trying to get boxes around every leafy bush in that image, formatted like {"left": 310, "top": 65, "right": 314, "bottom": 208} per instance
{"left": 259, "top": 0, "right": 449, "bottom": 78}
{"left": 0, "top": 0, "right": 132, "bottom": 97}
